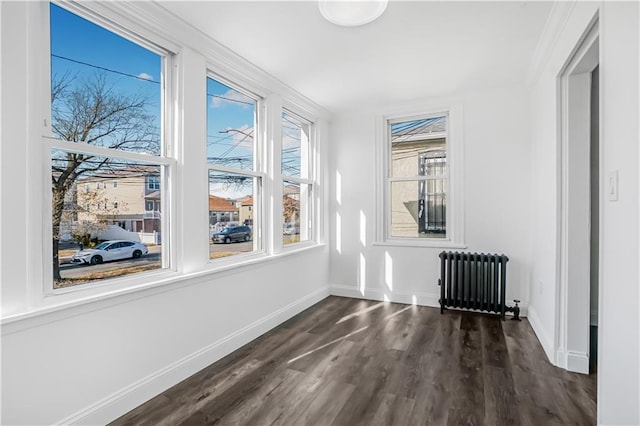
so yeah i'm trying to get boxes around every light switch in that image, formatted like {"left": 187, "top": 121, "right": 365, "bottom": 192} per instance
{"left": 608, "top": 170, "right": 618, "bottom": 201}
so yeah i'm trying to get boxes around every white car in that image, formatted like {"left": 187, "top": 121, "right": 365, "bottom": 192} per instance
{"left": 70, "top": 240, "right": 148, "bottom": 265}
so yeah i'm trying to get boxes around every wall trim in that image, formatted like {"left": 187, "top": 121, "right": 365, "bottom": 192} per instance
{"left": 526, "top": 1, "right": 577, "bottom": 86}
{"left": 526, "top": 305, "right": 555, "bottom": 363}
{"left": 330, "top": 284, "right": 440, "bottom": 307}
{"left": 566, "top": 350, "right": 590, "bottom": 374}
{"left": 329, "top": 284, "right": 527, "bottom": 318}
{"left": 55, "top": 287, "right": 330, "bottom": 425}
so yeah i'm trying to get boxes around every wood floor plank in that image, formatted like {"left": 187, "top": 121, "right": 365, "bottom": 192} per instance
{"left": 370, "top": 393, "right": 416, "bottom": 426}
{"left": 483, "top": 365, "right": 522, "bottom": 426}
{"left": 111, "top": 296, "right": 596, "bottom": 426}
{"left": 273, "top": 377, "right": 356, "bottom": 426}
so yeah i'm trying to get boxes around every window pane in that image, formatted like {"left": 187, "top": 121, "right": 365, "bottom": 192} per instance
{"left": 206, "top": 77, "right": 256, "bottom": 171}
{"left": 283, "top": 181, "right": 311, "bottom": 245}
{"left": 391, "top": 116, "right": 446, "bottom": 178}
{"left": 282, "top": 111, "right": 310, "bottom": 178}
{"left": 52, "top": 150, "right": 164, "bottom": 288}
{"left": 390, "top": 180, "right": 446, "bottom": 239}
{"left": 50, "top": 4, "right": 162, "bottom": 155}
{"left": 209, "top": 171, "right": 258, "bottom": 259}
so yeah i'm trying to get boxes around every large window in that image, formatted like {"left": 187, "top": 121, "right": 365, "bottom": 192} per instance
{"left": 48, "top": 4, "right": 170, "bottom": 288}
{"left": 206, "top": 76, "right": 261, "bottom": 259}
{"left": 282, "top": 111, "right": 313, "bottom": 245}
{"left": 387, "top": 114, "right": 448, "bottom": 239}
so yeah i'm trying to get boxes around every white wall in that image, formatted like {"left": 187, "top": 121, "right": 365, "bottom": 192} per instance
{"left": 598, "top": 3, "right": 639, "bottom": 423}
{"left": 1, "top": 250, "right": 329, "bottom": 424}
{"left": 329, "top": 85, "right": 532, "bottom": 314}
{"left": 528, "top": 2, "right": 639, "bottom": 424}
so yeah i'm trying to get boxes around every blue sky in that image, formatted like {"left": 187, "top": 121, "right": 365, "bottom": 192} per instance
{"left": 50, "top": 4, "right": 160, "bottom": 113}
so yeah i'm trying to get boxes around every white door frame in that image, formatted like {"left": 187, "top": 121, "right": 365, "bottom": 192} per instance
{"left": 556, "top": 19, "right": 600, "bottom": 374}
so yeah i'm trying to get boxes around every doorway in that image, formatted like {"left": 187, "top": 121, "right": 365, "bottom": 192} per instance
{"left": 589, "top": 65, "right": 599, "bottom": 373}
{"left": 558, "top": 21, "right": 599, "bottom": 375}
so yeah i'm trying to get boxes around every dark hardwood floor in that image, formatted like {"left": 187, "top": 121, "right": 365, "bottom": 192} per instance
{"left": 111, "top": 296, "right": 596, "bottom": 426}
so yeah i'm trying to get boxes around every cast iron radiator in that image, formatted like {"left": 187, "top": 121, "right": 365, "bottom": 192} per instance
{"left": 438, "top": 251, "right": 519, "bottom": 320}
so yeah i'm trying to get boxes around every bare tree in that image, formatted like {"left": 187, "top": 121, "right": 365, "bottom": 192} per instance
{"left": 51, "top": 73, "right": 159, "bottom": 281}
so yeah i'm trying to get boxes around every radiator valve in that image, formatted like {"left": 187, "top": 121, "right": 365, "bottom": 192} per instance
{"left": 511, "top": 299, "right": 521, "bottom": 321}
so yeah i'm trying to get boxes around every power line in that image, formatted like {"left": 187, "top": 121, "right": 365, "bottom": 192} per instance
{"left": 52, "top": 53, "right": 160, "bottom": 84}
{"left": 207, "top": 93, "right": 254, "bottom": 106}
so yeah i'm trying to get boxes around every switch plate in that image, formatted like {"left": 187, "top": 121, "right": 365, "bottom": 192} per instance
{"left": 608, "top": 170, "right": 618, "bottom": 201}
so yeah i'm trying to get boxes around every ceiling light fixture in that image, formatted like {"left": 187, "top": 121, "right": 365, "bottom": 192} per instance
{"left": 318, "top": 0, "right": 388, "bottom": 27}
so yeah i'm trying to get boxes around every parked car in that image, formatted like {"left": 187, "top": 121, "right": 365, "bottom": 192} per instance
{"left": 283, "top": 224, "right": 300, "bottom": 235}
{"left": 70, "top": 240, "right": 148, "bottom": 265}
{"left": 212, "top": 225, "right": 252, "bottom": 244}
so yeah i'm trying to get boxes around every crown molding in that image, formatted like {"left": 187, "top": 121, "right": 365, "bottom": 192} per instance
{"left": 525, "top": 1, "right": 578, "bottom": 86}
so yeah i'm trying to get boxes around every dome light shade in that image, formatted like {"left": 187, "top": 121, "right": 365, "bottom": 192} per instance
{"left": 319, "top": 0, "right": 388, "bottom": 27}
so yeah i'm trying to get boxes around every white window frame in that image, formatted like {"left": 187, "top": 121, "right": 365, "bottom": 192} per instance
{"left": 375, "top": 105, "right": 465, "bottom": 248}
{"left": 205, "top": 73, "right": 265, "bottom": 262}
{"left": 281, "top": 109, "right": 315, "bottom": 248}
{"left": 41, "top": 1, "right": 177, "bottom": 297}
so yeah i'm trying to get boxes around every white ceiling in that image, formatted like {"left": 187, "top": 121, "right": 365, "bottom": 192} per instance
{"left": 160, "top": 1, "right": 553, "bottom": 113}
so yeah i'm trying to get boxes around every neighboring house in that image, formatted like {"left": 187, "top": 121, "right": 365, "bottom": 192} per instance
{"left": 75, "top": 167, "right": 162, "bottom": 234}
{"left": 238, "top": 197, "right": 253, "bottom": 226}
{"left": 282, "top": 184, "right": 299, "bottom": 228}
{"left": 209, "top": 195, "right": 238, "bottom": 225}
{"left": 391, "top": 117, "right": 447, "bottom": 238}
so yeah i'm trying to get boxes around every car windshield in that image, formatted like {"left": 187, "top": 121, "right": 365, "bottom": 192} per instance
{"left": 94, "top": 242, "right": 110, "bottom": 250}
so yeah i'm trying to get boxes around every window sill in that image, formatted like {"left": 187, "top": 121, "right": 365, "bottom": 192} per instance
{"left": 280, "top": 239, "right": 317, "bottom": 253}
{"left": 1, "top": 243, "right": 327, "bottom": 334}
{"left": 373, "top": 239, "right": 467, "bottom": 249}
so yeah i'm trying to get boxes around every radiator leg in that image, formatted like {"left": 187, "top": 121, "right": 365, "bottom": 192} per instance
{"left": 511, "top": 299, "right": 521, "bottom": 321}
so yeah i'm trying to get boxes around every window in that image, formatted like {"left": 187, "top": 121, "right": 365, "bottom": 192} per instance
{"left": 379, "top": 110, "right": 462, "bottom": 245}
{"left": 282, "top": 110, "right": 313, "bottom": 245}
{"left": 206, "top": 76, "right": 261, "bottom": 259}
{"left": 147, "top": 176, "right": 160, "bottom": 190}
{"left": 48, "top": 4, "right": 170, "bottom": 288}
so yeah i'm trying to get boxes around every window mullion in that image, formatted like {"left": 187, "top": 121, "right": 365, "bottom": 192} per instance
{"left": 47, "top": 137, "right": 173, "bottom": 166}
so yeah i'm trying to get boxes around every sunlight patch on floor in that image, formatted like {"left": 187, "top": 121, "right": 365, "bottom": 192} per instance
{"left": 287, "top": 326, "right": 369, "bottom": 364}
{"left": 336, "top": 301, "right": 385, "bottom": 324}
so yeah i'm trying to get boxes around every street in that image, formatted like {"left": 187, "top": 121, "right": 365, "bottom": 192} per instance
{"left": 60, "top": 251, "right": 162, "bottom": 279}
{"left": 60, "top": 237, "right": 294, "bottom": 279}
{"left": 210, "top": 240, "right": 254, "bottom": 259}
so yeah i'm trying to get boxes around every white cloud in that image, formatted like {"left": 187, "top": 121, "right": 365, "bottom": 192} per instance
{"left": 210, "top": 89, "right": 252, "bottom": 109}
{"left": 137, "top": 72, "right": 154, "bottom": 81}
{"left": 227, "top": 124, "right": 254, "bottom": 149}
{"left": 282, "top": 128, "right": 301, "bottom": 150}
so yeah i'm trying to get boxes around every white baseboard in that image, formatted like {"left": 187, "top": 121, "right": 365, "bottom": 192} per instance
{"left": 566, "top": 351, "right": 589, "bottom": 374}
{"left": 524, "top": 305, "right": 554, "bottom": 363}
{"left": 330, "top": 284, "right": 440, "bottom": 307}
{"left": 57, "top": 287, "right": 330, "bottom": 426}
{"left": 329, "top": 284, "right": 528, "bottom": 318}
